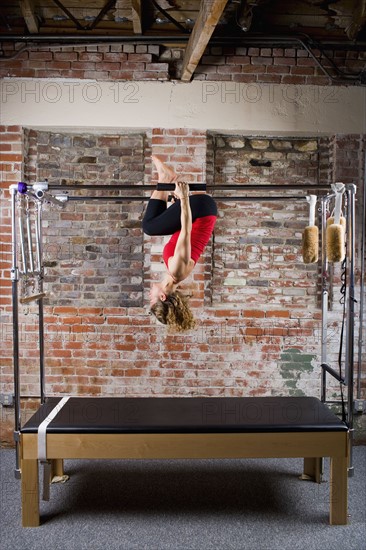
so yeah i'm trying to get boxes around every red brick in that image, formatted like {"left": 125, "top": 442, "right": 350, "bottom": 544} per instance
{"left": 127, "top": 53, "right": 152, "bottom": 62}
{"left": 217, "top": 65, "right": 242, "bottom": 74}
{"left": 0, "top": 133, "right": 22, "bottom": 142}
{"left": 2, "top": 125, "right": 22, "bottom": 132}
{"left": 291, "top": 66, "right": 315, "bottom": 76}
{"left": 0, "top": 153, "right": 22, "bottom": 161}
{"left": 48, "top": 61, "right": 71, "bottom": 70}
{"left": 243, "top": 310, "right": 265, "bottom": 318}
{"left": 145, "top": 63, "right": 169, "bottom": 71}
{"left": 273, "top": 57, "right": 296, "bottom": 66}
{"left": 58, "top": 70, "right": 85, "bottom": 79}
{"left": 226, "top": 56, "right": 250, "bottom": 65}
{"left": 53, "top": 306, "right": 78, "bottom": 314}
{"left": 248, "top": 48, "right": 260, "bottom": 56}
{"left": 27, "top": 61, "right": 46, "bottom": 69}
{"left": 267, "top": 65, "right": 290, "bottom": 74}
{"left": 29, "top": 51, "right": 53, "bottom": 60}
{"left": 281, "top": 75, "right": 306, "bottom": 84}
{"left": 106, "top": 316, "right": 129, "bottom": 325}
{"left": 83, "top": 70, "right": 109, "bottom": 80}
{"left": 231, "top": 75, "right": 255, "bottom": 82}
{"left": 306, "top": 76, "right": 332, "bottom": 85}
{"left": 241, "top": 64, "right": 266, "bottom": 73}
{"left": 251, "top": 57, "right": 273, "bottom": 66}
{"left": 79, "top": 308, "right": 103, "bottom": 315}
{"left": 62, "top": 316, "right": 82, "bottom": 325}
{"left": 78, "top": 52, "right": 103, "bottom": 62}
{"left": 257, "top": 75, "right": 282, "bottom": 83}
{"left": 54, "top": 52, "right": 78, "bottom": 61}
{"left": 103, "top": 52, "right": 127, "bottom": 62}
{"left": 296, "top": 57, "right": 317, "bottom": 67}
{"left": 52, "top": 349, "right": 72, "bottom": 358}
{"left": 71, "top": 62, "right": 96, "bottom": 70}
{"left": 97, "top": 62, "right": 121, "bottom": 71}
{"left": 266, "top": 310, "right": 290, "bottom": 318}
{"left": 108, "top": 71, "right": 134, "bottom": 80}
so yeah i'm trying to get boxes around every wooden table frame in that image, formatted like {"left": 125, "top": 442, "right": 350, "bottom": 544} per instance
{"left": 20, "top": 429, "right": 349, "bottom": 527}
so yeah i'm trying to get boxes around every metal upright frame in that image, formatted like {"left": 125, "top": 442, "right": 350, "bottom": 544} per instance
{"left": 9, "top": 181, "right": 358, "bottom": 479}
{"left": 320, "top": 184, "right": 357, "bottom": 475}
{"left": 10, "top": 186, "right": 21, "bottom": 479}
{"left": 356, "top": 159, "right": 366, "bottom": 402}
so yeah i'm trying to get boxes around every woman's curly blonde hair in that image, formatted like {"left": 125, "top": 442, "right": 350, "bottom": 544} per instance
{"left": 150, "top": 290, "right": 196, "bottom": 332}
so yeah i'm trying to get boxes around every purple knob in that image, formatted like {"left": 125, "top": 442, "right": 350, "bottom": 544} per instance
{"left": 18, "top": 182, "right": 28, "bottom": 194}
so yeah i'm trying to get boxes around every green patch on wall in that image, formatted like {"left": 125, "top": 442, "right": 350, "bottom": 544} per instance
{"left": 279, "top": 348, "right": 316, "bottom": 396}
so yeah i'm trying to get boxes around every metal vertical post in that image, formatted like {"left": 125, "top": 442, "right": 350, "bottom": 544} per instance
{"left": 18, "top": 200, "right": 27, "bottom": 275}
{"left": 345, "top": 184, "right": 356, "bottom": 476}
{"left": 357, "top": 159, "right": 365, "bottom": 399}
{"left": 10, "top": 185, "right": 21, "bottom": 479}
{"left": 35, "top": 200, "right": 46, "bottom": 404}
{"left": 26, "top": 198, "right": 35, "bottom": 273}
{"left": 320, "top": 195, "right": 330, "bottom": 402}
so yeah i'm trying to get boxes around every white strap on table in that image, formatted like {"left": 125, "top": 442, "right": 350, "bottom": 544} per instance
{"left": 38, "top": 397, "right": 70, "bottom": 461}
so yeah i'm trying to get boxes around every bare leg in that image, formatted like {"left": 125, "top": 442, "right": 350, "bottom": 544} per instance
{"left": 151, "top": 156, "right": 178, "bottom": 201}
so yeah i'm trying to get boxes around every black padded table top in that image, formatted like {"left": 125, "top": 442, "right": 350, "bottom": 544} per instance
{"left": 21, "top": 397, "right": 348, "bottom": 434}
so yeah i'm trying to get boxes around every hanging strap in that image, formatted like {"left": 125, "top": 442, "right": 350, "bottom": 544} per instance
{"left": 331, "top": 182, "right": 345, "bottom": 225}
{"left": 38, "top": 397, "right": 70, "bottom": 461}
{"left": 306, "top": 195, "right": 317, "bottom": 227}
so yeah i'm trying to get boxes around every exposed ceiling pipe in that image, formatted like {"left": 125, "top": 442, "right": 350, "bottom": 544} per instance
{"left": 0, "top": 33, "right": 365, "bottom": 48}
{"left": 1, "top": 34, "right": 185, "bottom": 43}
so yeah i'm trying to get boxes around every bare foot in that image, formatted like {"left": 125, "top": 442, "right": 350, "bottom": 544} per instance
{"left": 152, "top": 155, "right": 178, "bottom": 183}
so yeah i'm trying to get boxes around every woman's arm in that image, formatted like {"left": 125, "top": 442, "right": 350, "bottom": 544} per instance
{"left": 168, "top": 183, "right": 194, "bottom": 278}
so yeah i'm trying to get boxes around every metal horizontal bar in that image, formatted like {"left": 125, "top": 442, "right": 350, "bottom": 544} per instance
{"left": 66, "top": 196, "right": 149, "bottom": 202}
{"left": 157, "top": 183, "right": 206, "bottom": 191}
{"left": 61, "top": 195, "right": 307, "bottom": 202}
{"left": 321, "top": 363, "right": 346, "bottom": 385}
{"left": 213, "top": 196, "right": 307, "bottom": 201}
{"left": 48, "top": 183, "right": 330, "bottom": 191}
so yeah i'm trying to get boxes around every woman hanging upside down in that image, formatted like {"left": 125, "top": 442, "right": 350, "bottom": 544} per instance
{"left": 143, "top": 156, "right": 217, "bottom": 331}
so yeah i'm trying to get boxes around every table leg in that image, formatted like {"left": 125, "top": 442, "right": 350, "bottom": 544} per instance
{"left": 21, "top": 459, "right": 40, "bottom": 527}
{"left": 330, "top": 456, "right": 348, "bottom": 525}
{"left": 303, "top": 457, "right": 322, "bottom": 483}
{"left": 51, "top": 459, "right": 64, "bottom": 479}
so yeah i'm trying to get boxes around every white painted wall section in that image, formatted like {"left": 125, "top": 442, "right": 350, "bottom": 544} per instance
{"left": 1, "top": 79, "right": 365, "bottom": 135}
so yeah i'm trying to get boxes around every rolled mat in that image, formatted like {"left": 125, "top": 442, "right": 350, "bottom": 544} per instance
{"left": 302, "top": 225, "right": 319, "bottom": 263}
{"left": 326, "top": 217, "right": 346, "bottom": 262}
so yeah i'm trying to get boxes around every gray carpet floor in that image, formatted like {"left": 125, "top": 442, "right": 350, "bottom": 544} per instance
{"left": 0, "top": 448, "right": 365, "bottom": 550}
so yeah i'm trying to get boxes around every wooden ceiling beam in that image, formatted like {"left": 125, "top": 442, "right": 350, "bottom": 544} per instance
{"left": 181, "top": 0, "right": 229, "bottom": 82}
{"left": 131, "top": 0, "right": 142, "bottom": 34}
{"left": 20, "top": 0, "right": 39, "bottom": 34}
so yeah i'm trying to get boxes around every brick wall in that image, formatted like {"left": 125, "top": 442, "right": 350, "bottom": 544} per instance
{"left": 210, "top": 135, "right": 321, "bottom": 308}
{"left": 24, "top": 129, "right": 145, "bottom": 307}
{"left": 0, "top": 41, "right": 365, "bottom": 445}
{"left": 1, "top": 43, "right": 364, "bottom": 84}
{"left": 193, "top": 46, "right": 365, "bottom": 85}
{"left": 1, "top": 126, "right": 364, "bottom": 446}
{"left": 0, "top": 44, "right": 169, "bottom": 81}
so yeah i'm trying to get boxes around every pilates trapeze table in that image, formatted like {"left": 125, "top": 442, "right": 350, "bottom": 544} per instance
{"left": 20, "top": 396, "right": 349, "bottom": 527}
